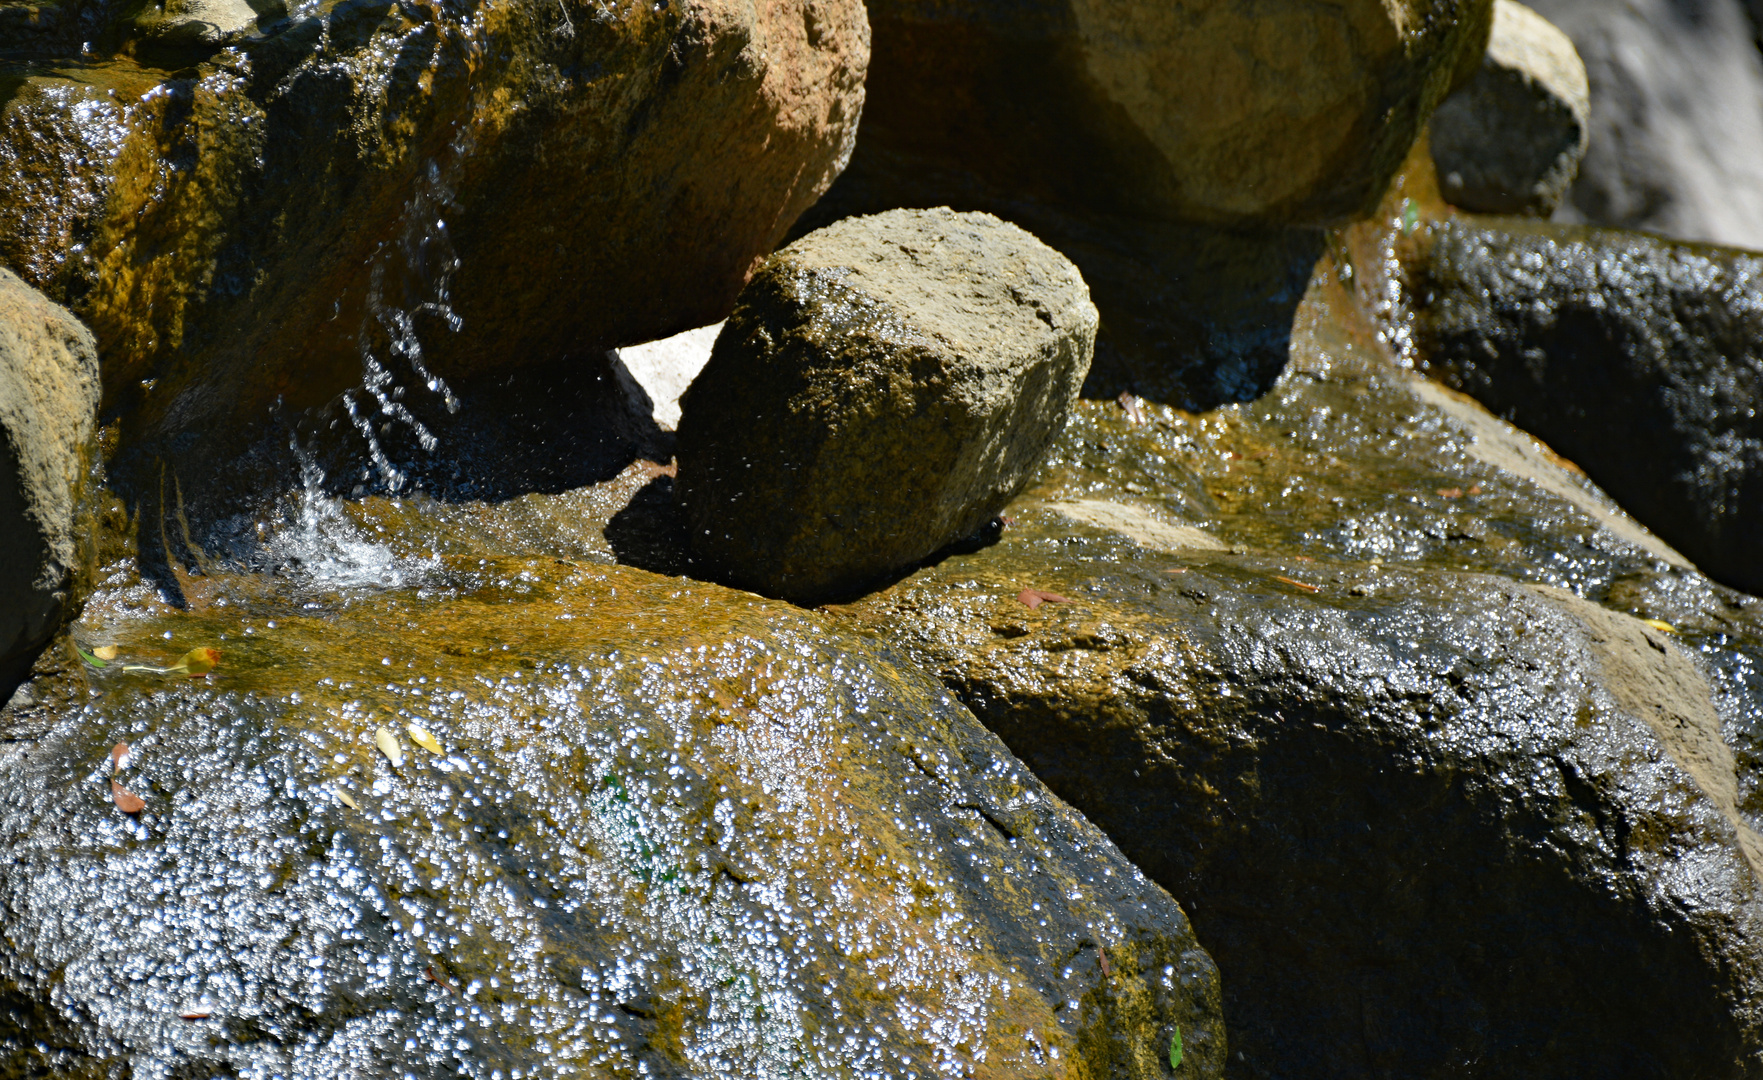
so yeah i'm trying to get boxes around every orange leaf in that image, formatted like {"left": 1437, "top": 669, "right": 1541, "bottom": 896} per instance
{"left": 1274, "top": 576, "right": 1319, "bottom": 593}
{"left": 1163, "top": 567, "right": 1189, "bottom": 575}
{"left": 1436, "top": 487, "right": 1463, "bottom": 499}
{"left": 111, "top": 780, "right": 145, "bottom": 814}
{"left": 110, "top": 742, "right": 130, "bottom": 774}
{"left": 1017, "top": 588, "right": 1070, "bottom": 610}
{"left": 175, "top": 647, "right": 220, "bottom": 676}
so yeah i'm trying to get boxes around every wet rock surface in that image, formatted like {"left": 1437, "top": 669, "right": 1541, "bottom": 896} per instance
{"left": 1405, "top": 215, "right": 1763, "bottom": 595}
{"left": 0, "top": 266, "right": 97, "bottom": 692}
{"left": 676, "top": 209, "right": 1097, "bottom": 604}
{"left": 813, "top": 261, "right": 1763, "bottom": 1078}
{"left": 0, "top": 0, "right": 868, "bottom": 521}
{"left": 0, "top": 546, "right": 1224, "bottom": 1078}
{"left": 1430, "top": 0, "right": 1589, "bottom": 215}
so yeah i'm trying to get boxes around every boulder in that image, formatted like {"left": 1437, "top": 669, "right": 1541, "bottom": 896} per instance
{"left": 820, "top": 255, "right": 1763, "bottom": 1077}
{"left": 0, "top": 267, "right": 97, "bottom": 692}
{"left": 1404, "top": 216, "right": 1763, "bottom": 595}
{"left": 611, "top": 322, "right": 722, "bottom": 432}
{"left": 0, "top": 0, "right": 867, "bottom": 522}
{"left": 1523, "top": 0, "right": 1763, "bottom": 247}
{"left": 1430, "top": 0, "right": 1589, "bottom": 215}
{"left": 675, "top": 208, "right": 1098, "bottom": 603}
{"left": 0, "top": 550, "right": 1226, "bottom": 1077}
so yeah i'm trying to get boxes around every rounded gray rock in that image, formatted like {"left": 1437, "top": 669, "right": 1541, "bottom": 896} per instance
{"left": 1431, "top": 0, "right": 1590, "bottom": 215}
{"left": 675, "top": 208, "right": 1098, "bottom": 603}
{"left": 0, "top": 267, "right": 98, "bottom": 686}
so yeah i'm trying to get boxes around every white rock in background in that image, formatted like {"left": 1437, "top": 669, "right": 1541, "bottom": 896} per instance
{"left": 1431, "top": 0, "right": 1589, "bottom": 215}
{"left": 1526, "top": 0, "right": 1763, "bottom": 249}
{"left": 610, "top": 323, "right": 723, "bottom": 431}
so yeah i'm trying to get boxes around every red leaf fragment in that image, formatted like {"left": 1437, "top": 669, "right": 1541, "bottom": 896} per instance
{"left": 998, "top": 514, "right": 1016, "bottom": 528}
{"left": 111, "top": 780, "right": 145, "bottom": 814}
{"left": 1274, "top": 575, "right": 1319, "bottom": 593}
{"left": 425, "top": 966, "right": 458, "bottom": 995}
{"left": 1468, "top": 483, "right": 1483, "bottom": 495}
{"left": 1017, "top": 588, "right": 1070, "bottom": 610}
{"left": 1098, "top": 944, "right": 1113, "bottom": 978}
{"left": 1437, "top": 487, "right": 1464, "bottom": 498}
{"left": 110, "top": 742, "right": 130, "bottom": 774}
{"left": 179, "top": 1011, "right": 211, "bottom": 1020}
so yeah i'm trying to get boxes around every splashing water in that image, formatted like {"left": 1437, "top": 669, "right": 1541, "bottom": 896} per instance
{"left": 252, "top": 439, "right": 439, "bottom": 590}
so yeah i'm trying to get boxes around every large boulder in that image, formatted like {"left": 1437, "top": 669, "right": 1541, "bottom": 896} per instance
{"left": 0, "top": 542, "right": 1226, "bottom": 1077}
{"left": 819, "top": 255, "right": 1763, "bottom": 1077}
{"left": 1429, "top": 0, "right": 1589, "bottom": 215}
{"left": 1524, "top": 0, "right": 1763, "bottom": 247}
{"left": 675, "top": 208, "right": 1098, "bottom": 603}
{"left": 792, "top": 0, "right": 1490, "bottom": 408}
{"left": 0, "top": 0, "right": 867, "bottom": 519}
{"left": 1404, "top": 215, "right": 1763, "bottom": 595}
{"left": 0, "top": 267, "right": 97, "bottom": 692}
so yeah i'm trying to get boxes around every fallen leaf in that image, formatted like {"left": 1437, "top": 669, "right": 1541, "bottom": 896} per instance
{"left": 1274, "top": 575, "right": 1319, "bottom": 593}
{"left": 75, "top": 645, "right": 108, "bottom": 668}
{"left": 375, "top": 726, "right": 404, "bottom": 768}
{"left": 1643, "top": 618, "right": 1678, "bottom": 634}
{"left": 179, "top": 1011, "right": 212, "bottom": 1020}
{"left": 1467, "top": 483, "right": 1483, "bottom": 495}
{"left": 406, "top": 723, "right": 444, "bottom": 755}
{"left": 998, "top": 514, "right": 1016, "bottom": 528}
{"left": 111, "top": 780, "right": 144, "bottom": 814}
{"left": 335, "top": 788, "right": 359, "bottom": 810}
{"left": 1163, "top": 567, "right": 1189, "bottom": 575}
{"left": 426, "top": 966, "right": 459, "bottom": 995}
{"left": 1170, "top": 1026, "right": 1184, "bottom": 1069}
{"left": 175, "top": 647, "right": 220, "bottom": 676}
{"left": 110, "top": 742, "right": 130, "bottom": 774}
{"left": 1437, "top": 487, "right": 1464, "bottom": 499}
{"left": 1017, "top": 588, "right": 1070, "bottom": 610}
{"left": 1116, "top": 391, "right": 1146, "bottom": 425}
{"left": 1097, "top": 944, "right": 1112, "bottom": 978}
{"left": 93, "top": 645, "right": 119, "bottom": 661}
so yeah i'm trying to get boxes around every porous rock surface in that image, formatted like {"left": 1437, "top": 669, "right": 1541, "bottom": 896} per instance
{"left": 0, "top": 267, "right": 97, "bottom": 689}
{"left": 0, "top": 0, "right": 867, "bottom": 518}
{"left": 1430, "top": 0, "right": 1589, "bottom": 215}
{"left": 0, "top": 554, "right": 1225, "bottom": 1078}
{"left": 827, "top": 257, "right": 1763, "bottom": 1078}
{"left": 1404, "top": 215, "right": 1763, "bottom": 595}
{"left": 676, "top": 208, "right": 1097, "bottom": 604}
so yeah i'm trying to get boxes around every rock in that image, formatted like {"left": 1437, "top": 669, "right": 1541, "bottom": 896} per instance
{"left": 611, "top": 322, "right": 722, "bottom": 432}
{"left": 1429, "top": 0, "right": 1589, "bottom": 215}
{"left": 1522, "top": 0, "right": 1763, "bottom": 247}
{"left": 675, "top": 208, "right": 1098, "bottom": 604}
{"left": 1403, "top": 215, "right": 1763, "bottom": 595}
{"left": 0, "top": 0, "right": 867, "bottom": 525}
{"left": 0, "top": 544, "right": 1227, "bottom": 1076}
{"left": 815, "top": 249, "right": 1763, "bottom": 1077}
{"left": 0, "top": 267, "right": 97, "bottom": 692}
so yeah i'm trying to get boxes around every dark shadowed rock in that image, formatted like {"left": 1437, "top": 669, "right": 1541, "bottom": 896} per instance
{"left": 822, "top": 252, "right": 1763, "bottom": 1078}
{"left": 1430, "top": 0, "right": 1589, "bottom": 215}
{"left": 676, "top": 208, "right": 1097, "bottom": 604}
{"left": 1405, "top": 216, "right": 1763, "bottom": 595}
{"left": 0, "top": 0, "right": 867, "bottom": 524}
{"left": 0, "top": 267, "right": 96, "bottom": 692}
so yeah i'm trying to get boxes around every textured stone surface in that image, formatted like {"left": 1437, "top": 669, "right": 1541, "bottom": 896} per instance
{"left": 676, "top": 208, "right": 1097, "bottom": 603}
{"left": 1525, "top": 0, "right": 1763, "bottom": 248}
{"left": 0, "top": 0, "right": 867, "bottom": 522}
{"left": 822, "top": 261, "right": 1763, "bottom": 1079}
{"left": 0, "top": 540, "right": 1225, "bottom": 1078}
{"left": 0, "top": 266, "right": 97, "bottom": 691}
{"left": 1404, "top": 216, "right": 1763, "bottom": 595}
{"left": 1430, "top": 0, "right": 1588, "bottom": 215}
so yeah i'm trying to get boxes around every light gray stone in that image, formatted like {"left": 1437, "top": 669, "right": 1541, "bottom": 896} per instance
{"left": 675, "top": 208, "right": 1097, "bottom": 603}
{"left": 1431, "top": 0, "right": 1589, "bottom": 215}
{"left": 0, "top": 267, "right": 98, "bottom": 684}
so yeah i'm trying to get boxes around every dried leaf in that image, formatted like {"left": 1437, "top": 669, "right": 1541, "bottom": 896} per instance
{"left": 93, "top": 645, "right": 119, "bottom": 661}
{"left": 1436, "top": 487, "right": 1464, "bottom": 499}
{"left": 1467, "top": 483, "right": 1483, "bottom": 495}
{"left": 111, "top": 780, "right": 145, "bottom": 814}
{"left": 1274, "top": 575, "right": 1319, "bottom": 593}
{"left": 1017, "top": 588, "right": 1070, "bottom": 610}
{"left": 375, "top": 727, "right": 404, "bottom": 768}
{"left": 406, "top": 723, "right": 444, "bottom": 755}
{"left": 110, "top": 742, "right": 130, "bottom": 774}
{"left": 1643, "top": 618, "right": 1678, "bottom": 634}
{"left": 174, "top": 647, "right": 220, "bottom": 676}
{"left": 1116, "top": 391, "right": 1146, "bottom": 425}
{"left": 179, "top": 1011, "right": 212, "bottom": 1020}
{"left": 1097, "top": 944, "right": 1112, "bottom": 978}
{"left": 425, "top": 966, "right": 458, "bottom": 995}
{"left": 335, "top": 788, "right": 359, "bottom": 810}
{"left": 1163, "top": 567, "right": 1189, "bottom": 575}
